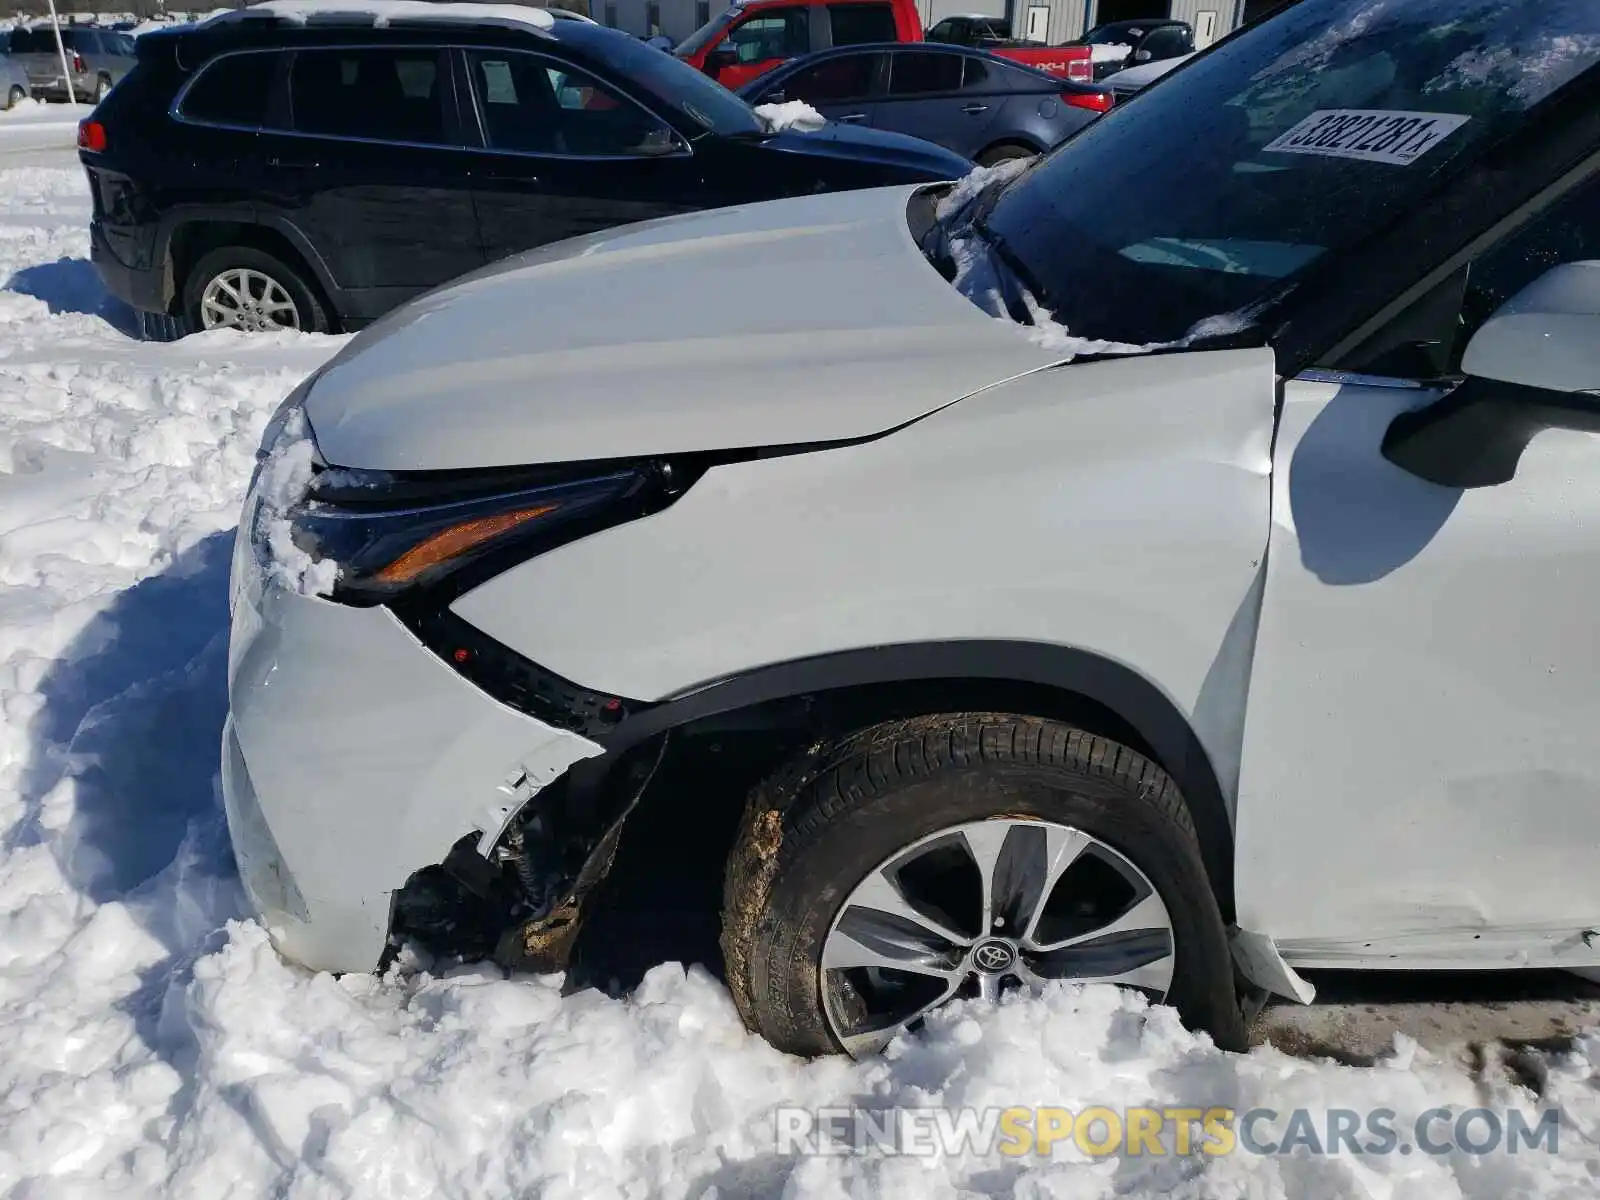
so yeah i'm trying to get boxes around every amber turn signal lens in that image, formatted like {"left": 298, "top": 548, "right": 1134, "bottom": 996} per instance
{"left": 373, "top": 504, "right": 558, "bottom": 585}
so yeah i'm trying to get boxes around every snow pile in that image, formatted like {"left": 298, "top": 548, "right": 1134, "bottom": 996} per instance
{"left": 250, "top": 407, "right": 339, "bottom": 597}
{"left": 753, "top": 99, "right": 826, "bottom": 133}
{"left": 935, "top": 154, "right": 1032, "bottom": 222}
{"left": 1089, "top": 42, "right": 1133, "bottom": 64}
{"left": 4, "top": 130, "right": 1600, "bottom": 1200}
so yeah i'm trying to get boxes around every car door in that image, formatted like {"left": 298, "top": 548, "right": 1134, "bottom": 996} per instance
{"left": 16, "top": 27, "right": 64, "bottom": 93}
{"left": 746, "top": 50, "right": 884, "bottom": 128}
{"left": 459, "top": 47, "right": 704, "bottom": 264}
{"left": 254, "top": 44, "right": 483, "bottom": 323}
{"left": 713, "top": 5, "right": 812, "bottom": 90}
{"left": 1236, "top": 172, "right": 1600, "bottom": 969}
{"left": 876, "top": 49, "right": 981, "bottom": 156}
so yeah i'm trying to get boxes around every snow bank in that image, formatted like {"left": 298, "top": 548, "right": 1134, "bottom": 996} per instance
{"left": 753, "top": 100, "right": 826, "bottom": 133}
{"left": 251, "top": 408, "right": 338, "bottom": 597}
{"left": 3, "top": 147, "right": 1600, "bottom": 1200}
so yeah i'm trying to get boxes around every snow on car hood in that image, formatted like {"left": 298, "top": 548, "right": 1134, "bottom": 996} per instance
{"left": 303, "top": 185, "right": 1063, "bottom": 470}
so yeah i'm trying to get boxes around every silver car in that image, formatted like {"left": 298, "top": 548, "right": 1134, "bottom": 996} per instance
{"left": 1, "top": 47, "right": 27, "bottom": 109}
{"left": 6, "top": 25, "right": 135, "bottom": 104}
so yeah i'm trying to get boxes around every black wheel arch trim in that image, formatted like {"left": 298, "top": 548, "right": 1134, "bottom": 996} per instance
{"left": 158, "top": 210, "right": 345, "bottom": 314}
{"left": 597, "top": 639, "right": 1236, "bottom": 915}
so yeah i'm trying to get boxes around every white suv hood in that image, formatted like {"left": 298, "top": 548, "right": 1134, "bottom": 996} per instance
{"left": 303, "top": 185, "right": 1063, "bottom": 470}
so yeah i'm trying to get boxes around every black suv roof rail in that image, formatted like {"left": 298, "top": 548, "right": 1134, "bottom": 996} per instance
{"left": 186, "top": 1, "right": 562, "bottom": 36}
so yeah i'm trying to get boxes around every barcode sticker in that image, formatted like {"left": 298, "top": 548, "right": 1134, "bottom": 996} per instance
{"left": 1263, "top": 109, "right": 1471, "bottom": 166}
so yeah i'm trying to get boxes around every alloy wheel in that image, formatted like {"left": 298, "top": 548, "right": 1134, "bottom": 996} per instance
{"left": 820, "top": 816, "right": 1175, "bottom": 1057}
{"left": 199, "top": 268, "right": 302, "bottom": 333}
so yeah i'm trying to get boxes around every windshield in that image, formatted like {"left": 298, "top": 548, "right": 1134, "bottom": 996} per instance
{"left": 605, "top": 30, "right": 763, "bottom": 135}
{"left": 1080, "top": 24, "right": 1138, "bottom": 45}
{"left": 675, "top": 6, "right": 740, "bottom": 60}
{"left": 977, "top": 0, "right": 1600, "bottom": 347}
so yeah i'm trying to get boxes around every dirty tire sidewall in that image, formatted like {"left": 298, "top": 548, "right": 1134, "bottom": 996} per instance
{"left": 6, "top": 86, "right": 23, "bottom": 111}
{"left": 721, "top": 715, "right": 1245, "bottom": 1058}
{"left": 182, "top": 244, "right": 328, "bottom": 335}
{"left": 976, "top": 143, "right": 1036, "bottom": 167}
{"left": 95, "top": 76, "right": 111, "bottom": 103}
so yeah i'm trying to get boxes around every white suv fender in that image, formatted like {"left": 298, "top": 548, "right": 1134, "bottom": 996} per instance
{"left": 452, "top": 346, "right": 1280, "bottom": 909}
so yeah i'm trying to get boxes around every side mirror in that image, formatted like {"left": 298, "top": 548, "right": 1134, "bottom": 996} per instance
{"left": 1382, "top": 262, "right": 1600, "bottom": 488}
{"left": 764, "top": 88, "right": 787, "bottom": 104}
{"left": 1134, "top": 48, "right": 1153, "bottom": 62}
{"left": 705, "top": 45, "right": 739, "bottom": 75}
{"left": 630, "top": 126, "right": 683, "bottom": 156}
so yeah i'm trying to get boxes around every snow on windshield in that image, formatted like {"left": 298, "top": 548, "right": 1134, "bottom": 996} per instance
{"left": 1252, "top": 0, "right": 1600, "bottom": 104}
{"left": 753, "top": 100, "right": 826, "bottom": 133}
{"left": 1427, "top": 33, "right": 1600, "bottom": 105}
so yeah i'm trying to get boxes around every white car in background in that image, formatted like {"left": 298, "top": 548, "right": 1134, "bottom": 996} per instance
{"left": 226, "top": 0, "right": 1600, "bottom": 1059}
{"left": 1101, "top": 50, "right": 1193, "bottom": 100}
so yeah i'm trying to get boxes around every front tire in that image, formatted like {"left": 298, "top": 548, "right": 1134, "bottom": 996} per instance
{"left": 183, "top": 245, "right": 328, "bottom": 334}
{"left": 93, "top": 75, "right": 112, "bottom": 105}
{"left": 721, "top": 714, "right": 1246, "bottom": 1058}
{"left": 976, "top": 142, "right": 1036, "bottom": 167}
{"left": 5, "top": 85, "right": 24, "bottom": 111}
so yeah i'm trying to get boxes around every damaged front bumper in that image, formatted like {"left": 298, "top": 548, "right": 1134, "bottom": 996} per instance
{"left": 222, "top": 489, "right": 602, "bottom": 974}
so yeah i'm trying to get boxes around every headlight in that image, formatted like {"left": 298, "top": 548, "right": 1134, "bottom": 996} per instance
{"left": 287, "top": 459, "right": 689, "bottom": 604}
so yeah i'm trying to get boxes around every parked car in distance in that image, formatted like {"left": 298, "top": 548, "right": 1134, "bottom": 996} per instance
{"left": 1, "top": 44, "right": 28, "bottom": 109}
{"left": 675, "top": 0, "right": 1092, "bottom": 90}
{"left": 740, "top": 44, "right": 1111, "bottom": 165}
{"left": 1101, "top": 50, "right": 1192, "bottom": 103}
{"left": 1066, "top": 17, "right": 1192, "bottom": 80}
{"left": 223, "top": 0, "right": 1600, "bottom": 1063}
{"left": 7, "top": 24, "right": 135, "bottom": 103}
{"left": 80, "top": 0, "right": 970, "bottom": 337}
{"left": 924, "top": 14, "right": 1013, "bottom": 48}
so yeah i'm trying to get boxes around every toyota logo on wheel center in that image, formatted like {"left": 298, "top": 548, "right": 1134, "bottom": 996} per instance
{"left": 972, "top": 940, "right": 1017, "bottom": 973}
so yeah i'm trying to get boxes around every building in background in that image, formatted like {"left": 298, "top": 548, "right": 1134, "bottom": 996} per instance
{"left": 601, "top": 0, "right": 1244, "bottom": 50}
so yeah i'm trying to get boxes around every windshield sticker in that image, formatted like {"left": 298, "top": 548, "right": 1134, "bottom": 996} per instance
{"left": 1263, "top": 109, "right": 1470, "bottom": 165}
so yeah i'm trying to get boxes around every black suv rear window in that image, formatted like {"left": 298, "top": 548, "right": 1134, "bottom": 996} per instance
{"left": 180, "top": 51, "right": 281, "bottom": 128}
{"left": 829, "top": 3, "right": 896, "bottom": 46}
{"left": 289, "top": 47, "right": 450, "bottom": 145}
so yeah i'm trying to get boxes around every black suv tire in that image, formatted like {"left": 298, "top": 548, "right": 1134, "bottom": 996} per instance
{"left": 721, "top": 713, "right": 1247, "bottom": 1057}
{"left": 182, "top": 245, "right": 330, "bottom": 335}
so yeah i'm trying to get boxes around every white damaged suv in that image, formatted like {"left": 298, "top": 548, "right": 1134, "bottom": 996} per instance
{"left": 227, "top": 0, "right": 1600, "bottom": 1057}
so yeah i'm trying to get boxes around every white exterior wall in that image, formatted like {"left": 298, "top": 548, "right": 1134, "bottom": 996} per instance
{"left": 601, "top": 0, "right": 1239, "bottom": 50}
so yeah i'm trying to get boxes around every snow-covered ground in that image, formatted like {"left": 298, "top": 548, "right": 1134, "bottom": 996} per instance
{"left": 3, "top": 115, "right": 1600, "bottom": 1199}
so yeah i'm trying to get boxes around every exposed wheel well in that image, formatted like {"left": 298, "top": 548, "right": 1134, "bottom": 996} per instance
{"left": 565, "top": 673, "right": 1235, "bottom": 987}
{"left": 164, "top": 221, "right": 337, "bottom": 327}
{"left": 976, "top": 138, "right": 1041, "bottom": 163}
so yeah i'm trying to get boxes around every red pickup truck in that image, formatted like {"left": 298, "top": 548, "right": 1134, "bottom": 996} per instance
{"left": 675, "top": 0, "right": 1093, "bottom": 90}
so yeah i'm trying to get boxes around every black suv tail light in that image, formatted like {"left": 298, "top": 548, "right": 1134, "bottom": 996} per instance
{"left": 78, "top": 119, "right": 107, "bottom": 153}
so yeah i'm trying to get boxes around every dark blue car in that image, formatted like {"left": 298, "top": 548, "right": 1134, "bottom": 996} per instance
{"left": 739, "top": 43, "right": 1113, "bottom": 167}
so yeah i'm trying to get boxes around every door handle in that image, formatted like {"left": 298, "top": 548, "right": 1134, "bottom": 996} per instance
{"left": 269, "top": 156, "right": 319, "bottom": 169}
{"left": 837, "top": 112, "right": 867, "bottom": 123}
{"left": 961, "top": 103, "right": 988, "bottom": 115}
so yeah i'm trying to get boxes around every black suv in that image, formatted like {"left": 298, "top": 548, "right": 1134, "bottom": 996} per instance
{"left": 1069, "top": 18, "right": 1194, "bottom": 80}
{"left": 81, "top": 5, "right": 970, "bottom": 336}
